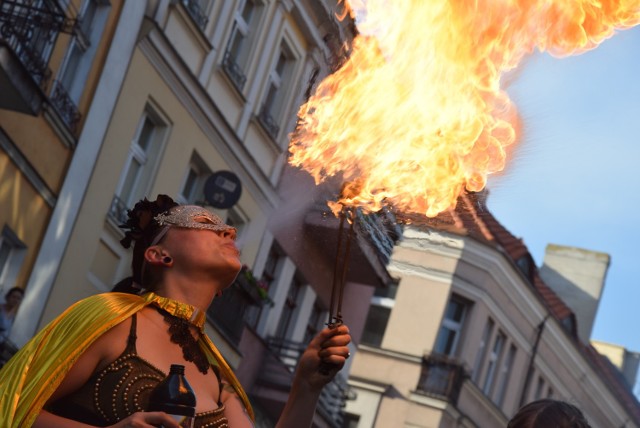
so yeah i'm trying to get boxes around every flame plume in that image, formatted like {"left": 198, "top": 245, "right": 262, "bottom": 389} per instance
{"left": 289, "top": 0, "right": 640, "bottom": 217}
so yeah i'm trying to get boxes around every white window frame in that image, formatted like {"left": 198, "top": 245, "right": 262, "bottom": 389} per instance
{"left": 226, "top": 0, "right": 262, "bottom": 70}
{"left": 434, "top": 295, "right": 469, "bottom": 357}
{"left": 495, "top": 344, "right": 517, "bottom": 406}
{"left": 177, "top": 153, "right": 211, "bottom": 205}
{"left": 534, "top": 375, "right": 546, "bottom": 400}
{"left": 472, "top": 318, "right": 495, "bottom": 383}
{"left": 361, "top": 281, "right": 398, "bottom": 348}
{"left": 482, "top": 330, "right": 506, "bottom": 395}
{"left": 115, "top": 104, "right": 170, "bottom": 209}
{"left": 57, "top": 0, "right": 110, "bottom": 103}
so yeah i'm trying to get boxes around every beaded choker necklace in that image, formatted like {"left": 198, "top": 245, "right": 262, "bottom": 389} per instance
{"left": 149, "top": 295, "right": 206, "bottom": 333}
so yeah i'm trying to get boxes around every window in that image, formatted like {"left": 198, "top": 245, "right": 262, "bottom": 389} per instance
{"left": 261, "top": 244, "right": 282, "bottom": 289}
{"left": 495, "top": 344, "right": 517, "bottom": 406}
{"left": 51, "top": 0, "right": 108, "bottom": 132}
{"left": 343, "top": 413, "right": 360, "bottom": 428}
{"left": 434, "top": 295, "right": 470, "bottom": 356}
{"left": 178, "top": 154, "right": 210, "bottom": 204}
{"left": 222, "top": 0, "right": 261, "bottom": 91}
{"left": 59, "top": 0, "right": 109, "bottom": 101}
{"left": 181, "top": 167, "right": 199, "bottom": 203}
{"left": 472, "top": 318, "right": 494, "bottom": 383}
{"left": 0, "top": 226, "right": 26, "bottom": 292}
{"left": 258, "top": 44, "right": 295, "bottom": 140}
{"left": 181, "top": 0, "right": 212, "bottom": 31}
{"left": 52, "top": 0, "right": 109, "bottom": 133}
{"left": 109, "top": 106, "right": 168, "bottom": 224}
{"left": 534, "top": 376, "right": 545, "bottom": 400}
{"left": 361, "top": 283, "right": 397, "bottom": 347}
{"left": 274, "top": 275, "right": 303, "bottom": 340}
{"left": 482, "top": 330, "right": 506, "bottom": 395}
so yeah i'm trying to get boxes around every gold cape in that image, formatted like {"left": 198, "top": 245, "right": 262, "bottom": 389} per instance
{"left": 0, "top": 292, "right": 254, "bottom": 426}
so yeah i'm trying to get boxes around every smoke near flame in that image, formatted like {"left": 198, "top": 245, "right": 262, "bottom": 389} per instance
{"left": 289, "top": 0, "right": 640, "bottom": 217}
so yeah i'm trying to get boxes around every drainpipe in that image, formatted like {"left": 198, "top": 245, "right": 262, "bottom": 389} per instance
{"left": 519, "top": 315, "right": 549, "bottom": 408}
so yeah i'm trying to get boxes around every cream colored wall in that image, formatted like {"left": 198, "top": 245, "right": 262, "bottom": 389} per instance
{"left": 456, "top": 383, "right": 509, "bottom": 427}
{"left": 382, "top": 273, "right": 450, "bottom": 355}
{"left": 0, "top": 154, "right": 51, "bottom": 289}
{"left": 344, "top": 382, "right": 383, "bottom": 428}
{"left": 0, "top": 111, "right": 70, "bottom": 193}
{"left": 350, "top": 348, "right": 422, "bottom": 398}
{"left": 372, "top": 395, "right": 449, "bottom": 428}
{"left": 41, "top": 47, "right": 268, "bottom": 325}
{"left": 382, "top": 238, "right": 459, "bottom": 355}
{"left": 205, "top": 71, "right": 246, "bottom": 126}
{"left": 164, "top": 6, "right": 211, "bottom": 73}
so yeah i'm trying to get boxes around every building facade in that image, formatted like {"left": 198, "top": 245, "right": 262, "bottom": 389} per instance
{"left": 0, "top": 0, "right": 126, "bottom": 354}
{"left": 4, "top": 2, "right": 639, "bottom": 428}
{"left": 346, "top": 191, "right": 640, "bottom": 428}
{"left": 4, "top": 1, "right": 393, "bottom": 426}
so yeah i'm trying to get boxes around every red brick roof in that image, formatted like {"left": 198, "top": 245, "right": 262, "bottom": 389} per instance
{"left": 582, "top": 343, "right": 640, "bottom": 423}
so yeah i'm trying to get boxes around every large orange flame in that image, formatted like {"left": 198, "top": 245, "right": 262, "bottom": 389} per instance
{"left": 289, "top": 0, "right": 640, "bottom": 217}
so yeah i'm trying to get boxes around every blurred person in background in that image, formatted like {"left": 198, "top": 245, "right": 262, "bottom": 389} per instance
{"left": 508, "top": 398, "right": 592, "bottom": 428}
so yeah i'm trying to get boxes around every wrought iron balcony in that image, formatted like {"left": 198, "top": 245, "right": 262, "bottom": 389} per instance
{"left": 416, "top": 353, "right": 467, "bottom": 405}
{"left": 181, "top": 0, "right": 208, "bottom": 31}
{"left": 356, "top": 207, "right": 402, "bottom": 265}
{"left": 107, "top": 195, "right": 130, "bottom": 226}
{"left": 222, "top": 49, "right": 247, "bottom": 92}
{"left": 259, "top": 337, "right": 352, "bottom": 428}
{"left": 49, "top": 79, "right": 81, "bottom": 134}
{"left": 257, "top": 105, "right": 280, "bottom": 140}
{"left": 0, "top": 0, "right": 77, "bottom": 114}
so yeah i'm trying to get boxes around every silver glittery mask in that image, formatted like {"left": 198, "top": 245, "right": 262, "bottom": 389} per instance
{"left": 154, "top": 205, "right": 236, "bottom": 233}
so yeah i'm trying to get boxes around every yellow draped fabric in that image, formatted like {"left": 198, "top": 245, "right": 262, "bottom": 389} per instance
{"left": 0, "top": 292, "right": 254, "bottom": 427}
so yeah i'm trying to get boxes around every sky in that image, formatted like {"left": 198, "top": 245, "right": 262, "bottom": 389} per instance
{"left": 486, "top": 25, "right": 640, "bottom": 358}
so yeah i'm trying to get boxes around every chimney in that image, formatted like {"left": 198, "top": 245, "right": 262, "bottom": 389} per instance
{"left": 539, "top": 244, "right": 610, "bottom": 344}
{"left": 591, "top": 340, "right": 640, "bottom": 390}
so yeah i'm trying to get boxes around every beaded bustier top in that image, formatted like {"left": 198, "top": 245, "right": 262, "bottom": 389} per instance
{"left": 48, "top": 314, "right": 229, "bottom": 428}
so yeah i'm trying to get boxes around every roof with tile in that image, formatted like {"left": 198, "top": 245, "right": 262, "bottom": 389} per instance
{"left": 400, "top": 189, "right": 640, "bottom": 423}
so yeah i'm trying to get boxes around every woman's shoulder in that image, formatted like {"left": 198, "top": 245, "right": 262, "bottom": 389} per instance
{"left": 62, "top": 292, "right": 145, "bottom": 317}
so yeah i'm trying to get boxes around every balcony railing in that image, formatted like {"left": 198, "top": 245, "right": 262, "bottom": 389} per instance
{"left": 108, "top": 195, "right": 130, "bottom": 226}
{"left": 181, "top": 0, "right": 208, "bottom": 31}
{"left": 0, "top": 0, "right": 76, "bottom": 88}
{"left": 357, "top": 208, "right": 402, "bottom": 264}
{"left": 257, "top": 105, "right": 280, "bottom": 140}
{"left": 260, "top": 337, "right": 352, "bottom": 428}
{"left": 416, "top": 353, "right": 467, "bottom": 405}
{"left": 222, "top": 49, "right": 247, "bottom": 92}
{"left": 50, "top": 79, "right": 81, "bottom": 133}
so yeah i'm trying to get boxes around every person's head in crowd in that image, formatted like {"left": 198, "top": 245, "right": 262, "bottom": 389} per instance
{"left": 508, "top": 399, "right": 592, "bottom": 428}
{"left": 3, "top": 287, "right": 24, "bottom": 311}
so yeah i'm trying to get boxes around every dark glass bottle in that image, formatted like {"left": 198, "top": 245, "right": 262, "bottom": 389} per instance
{"left": 148, "top": 364, "right": 196, "bottom": 428}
